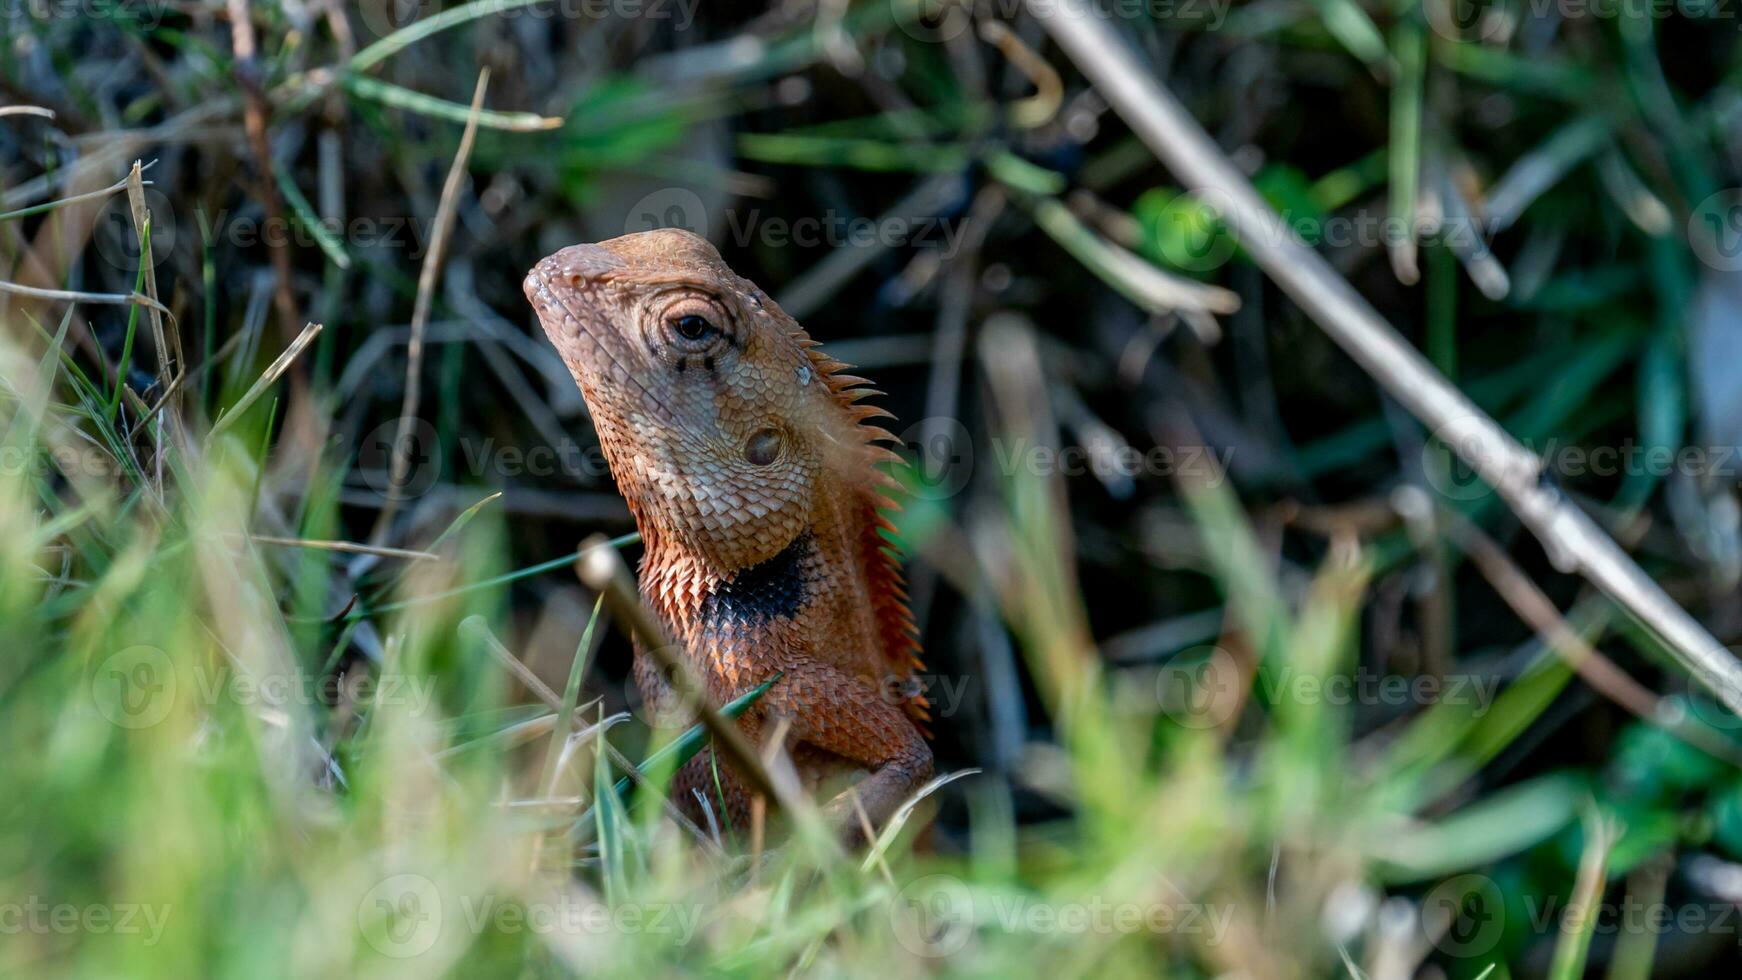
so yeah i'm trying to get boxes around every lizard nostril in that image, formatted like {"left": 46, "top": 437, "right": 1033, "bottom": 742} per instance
{"left": 744, "top": 428, "right": 782, "bottom": 466}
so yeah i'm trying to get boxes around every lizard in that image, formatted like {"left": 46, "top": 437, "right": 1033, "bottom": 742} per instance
{"left": 523, "top": 228, "right": 934, "bottom": 844}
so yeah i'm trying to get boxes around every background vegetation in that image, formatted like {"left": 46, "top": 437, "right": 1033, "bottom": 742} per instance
{"left": 4, "top": 0, "right": 1742, "bottom": 975}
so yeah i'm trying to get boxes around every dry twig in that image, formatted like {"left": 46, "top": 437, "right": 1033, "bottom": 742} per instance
{"left": 1036, "top": 0, "right": 1742, "bottom": 716}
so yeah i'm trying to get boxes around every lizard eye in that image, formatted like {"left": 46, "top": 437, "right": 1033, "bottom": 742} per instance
{"left": 673, "top": 314, "right": 715, "bottom": 341}
{"left": 658, "top": 296, "right": 733, "bottom": 357}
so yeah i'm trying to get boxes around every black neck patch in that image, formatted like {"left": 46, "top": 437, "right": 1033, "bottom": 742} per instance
{"left": 700, "top": 532, "right": 812, "bottom": 625}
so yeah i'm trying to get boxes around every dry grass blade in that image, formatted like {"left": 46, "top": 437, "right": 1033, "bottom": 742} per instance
{"left": 0, "top": 163, "right": 154, "bottom": 222}
{"left": 247, "top": 536, "right": 441, "bottom": 560}
{"left": 465, "top": 614, "right": 564, "bottom": 707}
{"left": 372, "top": 69, "right": 489, "bottom": 541}
{"left": 0, "top": 281, "right": 171, "bottom": 316}
{"left": 463, "top": 616, "right": 728, "bottom": 856}
{"left": 860, "top": 768, "right": 981, "bottom": 872}
{"left": 206, "top": 320, "right": 323, "bottom": 446}
{"left": 126, "top": 161, "right": 177, "bottom": 411}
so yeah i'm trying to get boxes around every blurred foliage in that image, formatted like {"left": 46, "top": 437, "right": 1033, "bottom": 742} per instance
{"left": 3, "top": 0, "right": 1742, "bottom": 976}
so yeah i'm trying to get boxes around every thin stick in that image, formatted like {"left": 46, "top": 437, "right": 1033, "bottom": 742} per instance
{"left": 574, "top": 535, "right": 806, "bottom": 815}
{"left": 1432, "top": 501, "right": 1741, "bottom": 763}
{"left": 1036, "top": 0, "right": 1742, "bottom": 715}
{"left": 127, "top": 371, "right": 185, "bottom": 441}
{"left": 372, "top": 69, "right": 488, "bottom": 541}
{"left": 227, "top": 0, "right": 300, "bottom": 339}
{"left": 247, "top": 536, "right": 440, "bottom": 561}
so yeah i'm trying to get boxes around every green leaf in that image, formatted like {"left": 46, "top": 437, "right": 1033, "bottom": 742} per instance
{"left": 1610, "top": 721, "right": 1728, "bottom": 801}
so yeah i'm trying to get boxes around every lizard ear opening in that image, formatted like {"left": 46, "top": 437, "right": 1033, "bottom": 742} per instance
{"left": 743, "top": 427, "right": 783, "bottom": 466}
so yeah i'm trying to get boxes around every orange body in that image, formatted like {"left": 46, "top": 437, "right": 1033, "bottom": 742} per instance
{"left": 524, "top": 230, "right": 932, "bottom": 839}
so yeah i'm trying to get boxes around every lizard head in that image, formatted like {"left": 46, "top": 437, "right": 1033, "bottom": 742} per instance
{"left": 525, "top": 229, "right": 881, "bottom": 574}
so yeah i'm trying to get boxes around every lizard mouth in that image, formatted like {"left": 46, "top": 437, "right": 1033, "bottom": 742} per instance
{"left": 523, "top": 247, "right": 620, "bottom": 351}
{"left": 524, "top": 253, "right": 683, "bottom": 420}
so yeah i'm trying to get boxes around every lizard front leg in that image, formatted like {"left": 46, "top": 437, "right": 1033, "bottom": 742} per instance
{"left": 637, "top": 651, "right": 933, "bottom": 846}
{"left": 759, "top": 661, "right": 934, "bottom": 845}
